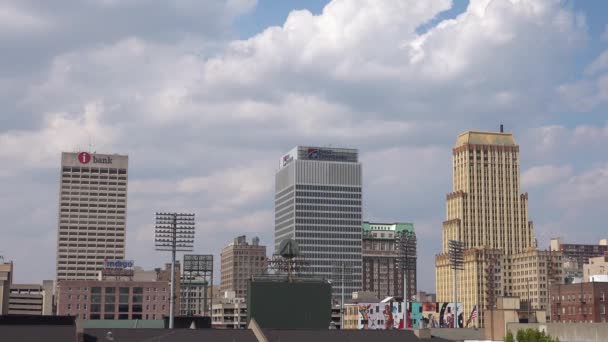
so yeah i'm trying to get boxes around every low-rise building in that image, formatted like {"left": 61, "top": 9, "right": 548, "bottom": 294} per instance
{"left": 211, "top": 291, "right": 246, "bottom": 329}
{"left": 0, "top": 261, "right": 13, "bottom": 315}
{"left": 56, "top": 263, "right": 178, "bottom": 320}
{"left": 550, "top": 282, "right": 608, "bottom": 323}
{"left": 583, "top": 255, "right": 608, "bottom": 281}
{"left": 9, "top": 281, "right": 54, "bottom": 315}
{"left": 550, "top": 238, "right": 608, "bottom": 270}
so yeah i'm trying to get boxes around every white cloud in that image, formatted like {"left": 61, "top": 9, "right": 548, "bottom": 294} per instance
{"left": 522, "top": 164, "right": 573, "bottom": 188}
{"left": 584, "top": 49, "right": 608, "bottom": 76}
{"left": 554, "top": 163, "right": 608, "bottom": 207}
{"left": 0, "top": 4, "right": 50, "bottom": 34}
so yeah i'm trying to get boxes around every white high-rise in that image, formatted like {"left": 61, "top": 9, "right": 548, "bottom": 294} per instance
{"left": 56, "top": 152, "right": 129, "bottom": 281}
{"left": 275, "top": 146, "right": 362, "bottom": 297}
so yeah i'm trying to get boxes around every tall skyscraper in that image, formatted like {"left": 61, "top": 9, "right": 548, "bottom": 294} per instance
{"left": 436, "top": 130, "right": 537, "bottom": 327}
{"left": 56, "top": 152, "right": 128, "bottom": 281}
{"left": 274, "top": 146, "right": 362, "bottom": 297}
{"left": 362, "top": 222, "right": 416, "bottom": 300}
{"left": 220, "top": 235, "right": 267, "bottom": 298}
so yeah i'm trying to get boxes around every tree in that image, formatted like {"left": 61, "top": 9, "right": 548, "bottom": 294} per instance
{"left": 504, "top": 328, "right": 559, "bottom": 342}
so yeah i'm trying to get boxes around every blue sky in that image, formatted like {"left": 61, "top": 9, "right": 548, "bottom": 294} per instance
{"left": 1, "top": 0, "right": 607, "bottom": 293}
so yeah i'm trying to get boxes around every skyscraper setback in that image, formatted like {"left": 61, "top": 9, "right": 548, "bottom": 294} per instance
{"left": 56, "top": 152, "right": 128, "bottom": 281}
{"left": 275, "top": 146, "right": 362, "bottom": 297}
{"left": 436, "top": 131, "right": 537, "bottom": 327}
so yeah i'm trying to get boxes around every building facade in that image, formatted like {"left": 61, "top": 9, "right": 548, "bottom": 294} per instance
{"left": 505, "top": 249, "right": 563, "bottom": 312}
{"left": 436, "top": 130, "right": 536, "bottom": 327}
{"left": 550, "top": 238, "right": 608, "bottom": 270}
{"left": 362, "top": 222, "right": 416, "bottom": 300}
{"left": 550, "top": 282, "right": 608, "bottom": 323}
{"left": 56, "top": 152, "right": 129, "bottom": 281}
{"left": 180, "top": 279, "right": 214, "bottom": 316}
{"left": 9, "top": 281, "right": 54, "bottom": 315}
{"left": 220, "top": 236, "right": 266, "bottom": 298}
{"left": 583, "top": 255, "right": 608, "bottom": 281}
{"left": 0, "top": 261, "right": 13, "bottom": 315}
{"left": 275, "top": 146, "right": 362, "bottom": 297}
{"left": 211, "top": 291, "right": 247, "bottom": 329}
{"left": 56, "top": 263, "right": 178, "bottom": 320}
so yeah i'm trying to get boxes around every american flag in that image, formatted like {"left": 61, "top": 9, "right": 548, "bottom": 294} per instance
{"left": 466, "top": 305, "right": 478, "bottom": 327}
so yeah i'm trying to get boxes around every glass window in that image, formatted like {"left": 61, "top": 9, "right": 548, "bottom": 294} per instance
{"left": 91, "top": 295, "right": 102, "bottom": 303}
{"left": 118, "top": 314, "right": 129, "bottom": 320}
{"left": 119, "top": 295, "right": 129, "bottom": 303}
{"left": 132, "top": 304, "right": 143, "bottom": 313}
{"left": 90, "top": 313, "right": 100, "bottom": 320}
{"left": 104, "top": 304, "right": 115, "bottom": 313}
{"left": 91, "top": 287, "right": 102, "bottom": 294}
{"left": 106, "top": 295, "right": 116, "bottom": 303}
{"left": 119, "top": 304, "right": 129, "bottom": 313}
{"left": 91, "top": 304, "right": 101, "bottom": 313}
{"left": 105, "top": 287, "right": 116, "bottom": 294}
{"left": 133, "top": 287, "right": 143, "bottom": 294}
{"left": 119, "top": 287, "right": 130, "bottom": 294}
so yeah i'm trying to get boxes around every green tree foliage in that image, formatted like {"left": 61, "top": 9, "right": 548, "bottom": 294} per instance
{"left": 503, "top": 328, "right": 559, "bottom": 342}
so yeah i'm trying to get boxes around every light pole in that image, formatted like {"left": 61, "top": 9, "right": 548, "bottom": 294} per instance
{"left": 396, "top": 230, "right": 416, "bottom": 328}
{"left": 448, "top": 240, "right": 464, "bottom": 328}
{"left": 155, "top": 212, "right": 195, "bottom": 329}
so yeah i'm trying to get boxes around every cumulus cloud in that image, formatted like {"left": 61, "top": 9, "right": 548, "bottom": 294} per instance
{"left": 0, "top": 0, "right": 606, "bottom": 291}
{"left": 522, "top": 164, "right": 573, "bottom": 188}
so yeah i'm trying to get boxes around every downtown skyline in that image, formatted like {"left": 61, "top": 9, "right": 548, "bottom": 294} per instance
{"left": 2, "top": 0, "right": 608, "bottom": 293}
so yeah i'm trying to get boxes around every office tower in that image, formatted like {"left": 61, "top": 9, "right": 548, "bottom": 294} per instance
{"left": 362, "top": 222, "right": 416, "bottom": 300}
{"left": 274, "top": 146, "right": 362, "bottom": 297}
{"left": 220, "top": 236, "right": 267, "bottom": 298}
{"left": 56, "top": 152, "right": 129, "bottom": 281}
{"left": 436, "top": 130, "right": 536, "bottom": 327}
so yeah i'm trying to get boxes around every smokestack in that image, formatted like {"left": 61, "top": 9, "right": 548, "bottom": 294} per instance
{"left": 500, "top": 124, "right": 504, "bottom": 133}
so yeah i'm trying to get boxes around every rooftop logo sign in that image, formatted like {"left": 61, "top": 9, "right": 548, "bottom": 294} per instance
{"left": 78, "top": 152, "right": 91, "bottom": 164}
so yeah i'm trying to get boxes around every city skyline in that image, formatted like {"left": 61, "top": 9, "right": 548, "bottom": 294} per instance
{"left": 2, "top": 0, "right": 608, "bottom": 296}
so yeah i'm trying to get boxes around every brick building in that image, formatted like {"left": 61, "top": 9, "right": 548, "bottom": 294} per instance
{"left": 550, "top": 282, "right": 608, "bottom": 323}
{"left": 220, "top": 236, "right": 266, "bottom": 298}
{"left": 56, "top": 263, "right": 179, "bottom": 320}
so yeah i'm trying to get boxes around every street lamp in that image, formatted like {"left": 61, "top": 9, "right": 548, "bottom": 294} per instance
{"left": 155, "top": 212, "right": 195, "bottom": 329}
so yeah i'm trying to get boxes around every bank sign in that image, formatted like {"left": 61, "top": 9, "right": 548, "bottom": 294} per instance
{"left": 104, "top": 260, "right": 134, "bottom": 269}
{"left": 77, "top": 152, "right": 113, "bottom": 165}
{"left": 305, "top": 147, "right": 350, "bottom": 162}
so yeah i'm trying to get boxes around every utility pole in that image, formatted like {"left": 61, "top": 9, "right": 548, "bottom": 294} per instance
{"left": 155, "top": 212, "right": 195, "bottom": 329}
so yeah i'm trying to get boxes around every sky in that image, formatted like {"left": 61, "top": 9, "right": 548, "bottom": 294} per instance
{"left": 1, "top": 0, "right": 608, "bottom": 293}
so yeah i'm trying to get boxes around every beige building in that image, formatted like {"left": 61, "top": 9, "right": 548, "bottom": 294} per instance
{"left": 506, "top": 249, "right": 563, "bottom": 312}
{"left": 362, "top": 222, "right": 416, "bottom": 300}
{"left": 9, "top": 281, "right": 54, "bottom": 315}
{"left": 56, "top": 152, "right": 129, "bottom": 281}
{"left": 583, "top": 255, "right": 608, "bottom": 281}
{"left": 220, "top": 236, "right": 266, "bottom": 298}
{"left": 436, "top": 130, "right": 538, "bottom": 327}
{"left": 211, "top": 291, "right": 247, "bottom": 329}
{"left": 0, "top": 261, "right": 13, "bottom": 315}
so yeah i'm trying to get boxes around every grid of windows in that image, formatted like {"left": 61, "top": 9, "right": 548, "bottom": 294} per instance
{"left": 56, "top": 153, "right": 128, "bottom": 281}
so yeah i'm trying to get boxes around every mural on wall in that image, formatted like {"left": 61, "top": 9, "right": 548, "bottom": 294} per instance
{"left": 355, "top": 301, "right": 463, "bottom": 329}
{"left": 356, "top": 302, "right": 405, "bottom": 330}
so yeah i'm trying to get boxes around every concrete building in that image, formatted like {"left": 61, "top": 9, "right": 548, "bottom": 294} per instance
{"left": 583, "top": 255, "right": 608, "bottom": 281}
{"left": 56, "top": 152, "right": 129, "bottom": 281}
{"left": 0, "top": 261, "right": 13, "bottom": 315}
{"left": 8, "top": 281, "right": 54, "bottom": 315}
{"left": 415, "top": 291, "right": 436, "bottom": 302}
{"left": 361, "top": 222, "right": 416, "bottom": 300}
{"left": 211, "top": 291, "right": 247, "bottom": 329}
{"left": 56, "top": 263, "right": 177, "bottom": 320}
{"left": 505, "top": 249, "right": 563, "bottom": 312}
{"left": 550, "top": 282, "right": 608, "bottom": 323}
{"left": 550, "top": 238, "right": 608, "bottom": 269}
{"left": 220, "top": 236, "right": 266, "bottom": 299}
{"left": 275, "top": 146, "right": 362, "bottom": 297}
{"left": 180, "top": 279, "right": 216, "bottom": 316}
{"left": 436, "top": 130, "right": 536, "bottom": 327}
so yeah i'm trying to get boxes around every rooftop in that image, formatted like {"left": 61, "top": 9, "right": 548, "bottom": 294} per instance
{"left": 455, "top": 131, "right": 516, "bottom": 148}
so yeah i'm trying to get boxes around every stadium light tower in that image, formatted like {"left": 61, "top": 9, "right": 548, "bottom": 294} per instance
{"left": 155, "top": 212, "right": 195, "bottom": 329}
{"left": 396, "top": 230, "right": 416, "bottom": 327}
{"left": 448, "top": 240, "right": 465, "bottom": 328}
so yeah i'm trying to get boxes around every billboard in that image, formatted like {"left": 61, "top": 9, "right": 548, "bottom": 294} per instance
{"left": 183, "top": 254, "right": 213, "bottom": 273}
{"left": 354, "top": 301, "right": 463, "bottom": 329}
{"left": 248, "top": 279, "right": 332, "bottom": 329}
{"left": 102, "top": 259, "right": 134, "bottom": 278}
